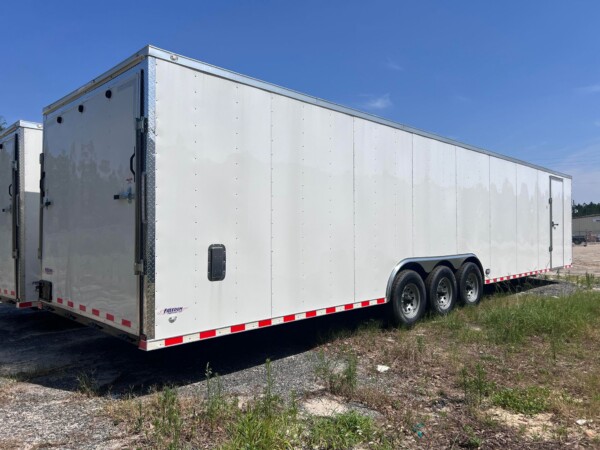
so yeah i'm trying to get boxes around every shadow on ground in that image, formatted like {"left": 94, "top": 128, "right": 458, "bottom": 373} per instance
{"left": 0, "top": 277, "right": 558, "bottom": 397}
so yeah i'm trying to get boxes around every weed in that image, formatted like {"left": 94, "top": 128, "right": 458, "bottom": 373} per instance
{"left": 151, "top": 387, "right": 182, "bottom": 449}
{"left": 584, "top": 272, "right": 596, "bottom": 289}
{"left": 223, "top": 359, "right": 302, "bottom": 450}
{"left": 315, "top": 350, "right": 358, "bottom": 397}
{"left": 491, "top": 386, "right": 550, "bottom": 415}
{"left": 460, "top": 364, "right": 494, "bottom": 407}
{"left": 416, "top": 335, "right": 425, "bottom": 353}
{"left": 76, "top": 370, "right": 99, "bottom": 397}
{"left": 462, "top": 425, "right": 482, "bottom": 448}
{"left": 204, "top": 363, "right": 236, "bottom": 430}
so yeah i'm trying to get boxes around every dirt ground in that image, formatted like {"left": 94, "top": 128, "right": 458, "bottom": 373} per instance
{"left": 0, "top": 244, "right": 598, "bottom": 449}
{"left": 570, "top": 242, "right": 600, "bottom": 277}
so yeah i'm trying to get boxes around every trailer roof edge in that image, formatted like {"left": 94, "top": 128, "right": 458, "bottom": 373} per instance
{"left": 0, "top": 120, "right": 43, "bottom": 139}
{"left": 43, "top": 45, "right": 572, "bottom": 180}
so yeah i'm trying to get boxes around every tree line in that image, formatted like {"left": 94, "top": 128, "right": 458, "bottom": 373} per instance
{"left": 573, "top": 202, "right": 600, "bottom": 218}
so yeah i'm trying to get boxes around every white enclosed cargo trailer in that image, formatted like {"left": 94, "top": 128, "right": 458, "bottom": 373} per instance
{"left": 0, "top": 121, "right": 42, "bottom": 308}
{"left": 38, "top": 46, "right": 572, "bottom": 350}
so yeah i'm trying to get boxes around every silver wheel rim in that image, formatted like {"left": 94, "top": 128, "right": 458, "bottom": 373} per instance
{"left": 401, "top": 283, "right": 420, "bottom": 319}
{"left": 436, "top": 278, "right": 453, "bottom": 310}
{"left": 464, "top": 273, "right": 479, "bottom": 303}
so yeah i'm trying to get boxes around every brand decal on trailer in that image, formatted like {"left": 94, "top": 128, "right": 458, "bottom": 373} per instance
{"left": 44, "top": 268, "right": 54, "bottom": 275}
{"left": 157, "top": 306, "right": 187, "bottom": 315}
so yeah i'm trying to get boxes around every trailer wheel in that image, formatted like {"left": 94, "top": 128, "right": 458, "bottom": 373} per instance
{"left": 455, "top": 262, "right": 483, "bottom": 306}
{"left": 390, "top": 270, "right": 427, "bottom": 326}
{"left": 425, "top": 266, "right": 457, "bottom": 315}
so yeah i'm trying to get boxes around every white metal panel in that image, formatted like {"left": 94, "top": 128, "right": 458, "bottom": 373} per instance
{"left": 0, "top": 134, "right": 16, "bottom": 299}
{"left": 550, "top": 177, "right": 564, "bottom": 268}
{"left": 153, "top": 60, "right": 272, "bottom": 338}
{"left": 456, "top": 146, "right": 490, "bottom": 271}
{"left": 412, "top": 135, "right": 457, "bottom": 257}
{"left": 22, "top": 127, "right": 42, "bottom": 301}
{"left": 271, "top": 96, "right": 354, "bottom": 316}
{"left": 42, "top": 68, "right": 141, "bottom": 331}
{"left": 354, "top": 118, "right": 412, "bottom": 301}
{"left": 537, "top": 171, "right": 551, "bottom": 269}
{"left": 490, "top": 158, "right": 517, "bottom": 277}
{"left": 563, "top": 178, "right": 572, "bottom": 266}
{"left": 516, "top": 165, "right": 539, "bottom": 273}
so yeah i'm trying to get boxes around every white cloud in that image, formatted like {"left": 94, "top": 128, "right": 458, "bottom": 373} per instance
{"left": 384, "top": 57, "right": 403, "bottom": 72}
{"left": 576, "top": 84, "right": 600, "bottom": 94}
{"left": 361, "top": 93, "right": 393, "bottom": 111}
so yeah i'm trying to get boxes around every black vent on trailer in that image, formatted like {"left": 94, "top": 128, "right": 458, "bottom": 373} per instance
{"left": 208, "top": 244, "right": 226, "bottom": 281}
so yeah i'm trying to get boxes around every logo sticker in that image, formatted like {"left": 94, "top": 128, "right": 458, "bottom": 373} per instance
{"left": 44, "top": 268, "right": 54, "bottom": 275}
{"left": 157, "top": 306, "right": 187, "bottom": 315}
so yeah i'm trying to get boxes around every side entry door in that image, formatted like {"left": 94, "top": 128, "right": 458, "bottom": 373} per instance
{"left": 550, "top": 177, "right": 564, "bottom": 268}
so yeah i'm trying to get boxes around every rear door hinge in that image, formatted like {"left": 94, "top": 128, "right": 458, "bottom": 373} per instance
{"left": 136, "top": 117, "right": 148, "bottom": 133}
{"left": 549, "top": 198, "right": 552, "bottom": 204}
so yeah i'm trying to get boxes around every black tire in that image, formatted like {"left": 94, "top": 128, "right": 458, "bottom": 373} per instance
{"left": 455, "top": 262, "right": 483, "bottom": 306}
{"left": 389, "top": 270, "right": 427, "bottom": 326}
{"left": 425, "top": 266, "right": 457, "bottom": 315}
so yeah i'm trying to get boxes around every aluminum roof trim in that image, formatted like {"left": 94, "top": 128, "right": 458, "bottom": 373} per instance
{"left": 0, "top": 120, "right": 43, "bottom": 140}
{"left": 43, "top": 45, "right": 571, "bottom": 179}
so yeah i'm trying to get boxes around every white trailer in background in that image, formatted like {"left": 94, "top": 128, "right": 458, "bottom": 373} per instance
{"left": 38, "top": 46, "right": 572, "bottom": 350}
{"left": 0, "top": 121, "right": 42, "bottom": 308}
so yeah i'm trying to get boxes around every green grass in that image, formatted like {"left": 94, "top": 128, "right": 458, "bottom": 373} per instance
{"left": 433, "top": 290, "right": 600, "bottom": 349}
{"left": 108, "top": 359, "right": 387, "bottom": 449}
{"left": 306, "top": 411, "right": 381, "bottom": 450}
{"left": 491, "top": 387, "right": 550, "bottom": 415}
{"left": 480, "top": 292, "right": 600, "bottom": 346}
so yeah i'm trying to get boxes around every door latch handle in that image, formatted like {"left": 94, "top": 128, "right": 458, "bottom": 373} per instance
{"left": 43, "top": 199, "right": 52, "bottom": 208}
{"left": 113, "top": 187, "right": 135, "bottom": 204}
{"left": 552, "top": 221, "right": 559, "bottom": 228}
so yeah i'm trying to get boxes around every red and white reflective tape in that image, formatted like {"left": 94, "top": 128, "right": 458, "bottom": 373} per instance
{"left": 485, "top": 265, "right": 572, "bottom": 285}
{"left": 140, "top": 297, "right": 387, "bottom": 351}
{"left": 16, "top": 301, "right": 35, "bottom": 309}
{"left": 53, "top": 297, "right": 134, "bottom": 330}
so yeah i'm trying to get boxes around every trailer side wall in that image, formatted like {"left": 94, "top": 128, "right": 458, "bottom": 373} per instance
{"left": 151, "top": 57, "right": 572, "bottom": 341}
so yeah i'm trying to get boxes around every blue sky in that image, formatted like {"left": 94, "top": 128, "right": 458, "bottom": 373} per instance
{"left": 2, "top": 1, "right": 599, "bottom": 202}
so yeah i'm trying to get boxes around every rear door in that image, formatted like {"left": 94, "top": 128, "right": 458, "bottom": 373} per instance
{"left": 41, "top": 68, "right": 142, "bottom": 332}
{"left": 0, "top": 133, "right": 17, "bottom": 299}
{"left": 550, "top": 177, "right": 564, "bottom": 268}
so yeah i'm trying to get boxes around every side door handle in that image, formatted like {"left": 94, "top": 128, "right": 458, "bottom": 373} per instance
{"left": 113, "top": 186, "right": 135, "bottom": 204}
